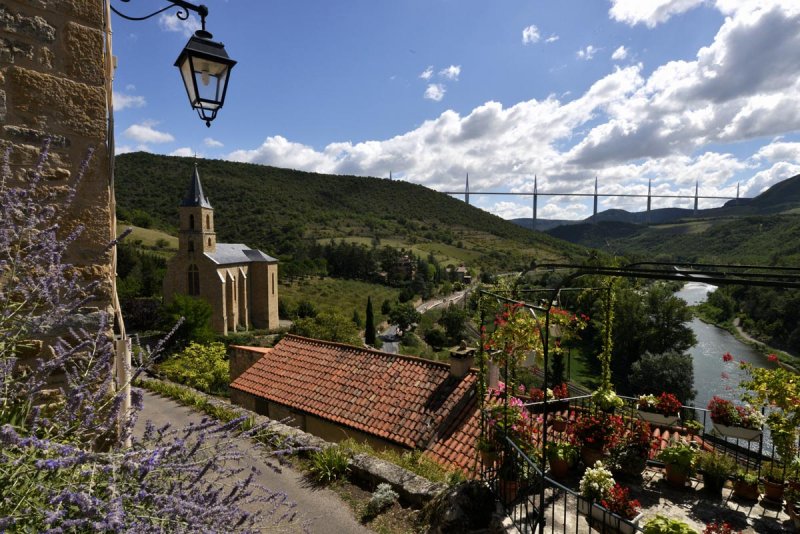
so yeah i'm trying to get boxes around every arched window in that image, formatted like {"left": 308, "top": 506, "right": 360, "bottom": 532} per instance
{"left": 188, "top": 240, "right": 195, "bottom": 252}
{"left": 207, "top": 237, "right": 212, "bottom": 247}
{"left": 189, "top": 214, "right": 195, "bottom": 230}
{"left": 187, "top": 265, "right": 200, "bottom": 295}
{"left": 272, "top": 272, "right": 276, "bottom": 295}
{"left": 206, "top": 214, "right": 210, "bottom": 229}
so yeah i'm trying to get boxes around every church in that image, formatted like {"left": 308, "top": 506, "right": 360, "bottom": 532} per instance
{"left": 163, "top": 166, "right": 280, "bottom": 335}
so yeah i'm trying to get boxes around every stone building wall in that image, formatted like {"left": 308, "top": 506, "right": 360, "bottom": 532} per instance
{"left": 1, "top": 0, "right": 114, "bottom": 342}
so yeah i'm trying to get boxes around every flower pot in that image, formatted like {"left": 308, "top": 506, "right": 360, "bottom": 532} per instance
{"left": 616, "top": 456, "right": 647, "bottom": 478}
{"left": 552, "top": 418, "right": 568, "bottom": 433}
{"left": 712, "top": 422, "right": 762, "bottom": 441}
{"left": 637, "top": 410, "right": 679, "bottom": 427}
{"left": 732, "top": 480, "right": 760, "bottom": 501}
{"left": 548, "top": 455, "right": 572, "bottom": 481}
{"left": 480, "top": 449, "right": 499, "bottom": 468}
{"left": 762, "top": 478, "right": 785, "bottom": 503}
{"left": 498, "top": 478, "right": 519, "bottom": 505}
{"left": 578, "top": 500, "right": 642, "bottom": 534}
{"left": 664, "top": 463, "right": 690, "bottom": 489}
{"left": 581, "top": 446, "right": 606, "bottom": 468}
{"left": 702, "top": 473, "right": 727, "bottom": 499}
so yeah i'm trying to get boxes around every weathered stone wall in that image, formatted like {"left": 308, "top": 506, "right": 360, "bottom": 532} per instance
{"left": 0, "top": 1, "right": 113, "bottom": 320}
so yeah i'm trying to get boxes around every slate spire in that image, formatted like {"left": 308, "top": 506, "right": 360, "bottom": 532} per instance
{"left": 180, "top": 164, "right": 212, "bottom": 208}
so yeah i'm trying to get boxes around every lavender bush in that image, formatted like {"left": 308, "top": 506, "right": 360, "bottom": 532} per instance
{"left": 0, "top": 142, "right": 300, "bottom": 532}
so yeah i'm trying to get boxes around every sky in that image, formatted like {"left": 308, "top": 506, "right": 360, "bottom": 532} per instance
{"left": 111, "top": 0, "right": 800, "bottom": 221}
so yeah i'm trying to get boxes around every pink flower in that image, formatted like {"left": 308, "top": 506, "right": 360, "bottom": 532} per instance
{"left": 722, "top": 352, "right": 733, "bottom": 362}
{"left": 721, "top": 372, "right": 730, "bottom": 380}
{"left": 517, "top": 384, "right": 526, "bottom": 394}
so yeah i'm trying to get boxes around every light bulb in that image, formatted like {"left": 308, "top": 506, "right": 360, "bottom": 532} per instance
{"left": 201, "top": 70, "right": 210, "bottom": 86}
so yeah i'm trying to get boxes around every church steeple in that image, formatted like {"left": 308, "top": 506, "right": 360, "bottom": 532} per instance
{"left": 178, "top": 165, "right": 216, "bottom": 255}
{"left": 181, "top": 164, "right": 212, "bottom": 208}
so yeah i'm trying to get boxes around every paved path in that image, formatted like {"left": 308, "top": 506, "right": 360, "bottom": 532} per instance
{"left": 136, "top": 390, "right": 371, "bottom": 534}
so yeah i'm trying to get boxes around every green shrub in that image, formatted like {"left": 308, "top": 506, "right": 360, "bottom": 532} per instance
{"left": 643, "top": 515, "right": 698, "bottom": 534}
{"left": 308, "top": 445, "right": 351, "bottom": 484}
{"left": 362, "top": 483, "right": 399, "bottom": 521}
{"left": 158, "top": 342, "right": 230, "bottom": 395}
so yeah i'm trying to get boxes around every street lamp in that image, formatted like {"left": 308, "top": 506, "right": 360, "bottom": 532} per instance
{"left": 111, "top": 0, "right": 236, "bottom": 126}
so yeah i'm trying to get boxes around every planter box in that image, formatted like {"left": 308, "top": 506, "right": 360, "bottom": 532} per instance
{"left": 578, "top": 499, "right": 642, "bottom": 534}
{"left": 637, "top": 410, "right": 679, "bottom": 427}
{"left": 712, "top": 422, "right": 762, "bottom": 441}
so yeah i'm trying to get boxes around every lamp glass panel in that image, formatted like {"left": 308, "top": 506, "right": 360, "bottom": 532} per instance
{"left": 179, "top": 55, "right": 198, "bottom": 105}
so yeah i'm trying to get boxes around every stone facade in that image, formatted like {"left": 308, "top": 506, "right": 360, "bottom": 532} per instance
{"left": 163, "top": 167, "right": 280, "bottom": 335}
{"left": 0, "top": 0, "right": 114, "bottom": 346}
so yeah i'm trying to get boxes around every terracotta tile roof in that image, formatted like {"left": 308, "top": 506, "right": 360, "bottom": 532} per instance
{"left": 230, "top": 335, "right": 478, "bottom": 450}
{"left": 424, "top": 394, "right": 482, "bottom": 472}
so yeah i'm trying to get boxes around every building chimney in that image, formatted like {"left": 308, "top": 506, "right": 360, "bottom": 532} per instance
{"left": 449, "top": 340, "right": 475, "bottom": 378}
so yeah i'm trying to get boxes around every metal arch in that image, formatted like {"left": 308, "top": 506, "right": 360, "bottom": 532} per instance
{"left": 111, "top": 1, "right": 208, "bottom": 31}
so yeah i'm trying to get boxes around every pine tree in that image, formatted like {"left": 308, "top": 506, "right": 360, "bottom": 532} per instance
{"left": 365, "top": 296, "right": 377, "bottom": 346}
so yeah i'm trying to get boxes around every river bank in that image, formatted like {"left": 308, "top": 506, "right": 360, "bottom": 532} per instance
{"left": 691, "top": 304, "right": 799, "bottom": 370}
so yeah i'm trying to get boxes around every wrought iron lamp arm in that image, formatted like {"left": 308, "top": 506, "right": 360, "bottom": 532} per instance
{"left": 111, "top": 1, "right": 209, "bottom": 31}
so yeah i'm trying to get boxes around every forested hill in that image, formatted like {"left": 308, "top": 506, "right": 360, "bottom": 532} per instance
{"left": 114, "top": 152, "right": 586, "bottom": 271}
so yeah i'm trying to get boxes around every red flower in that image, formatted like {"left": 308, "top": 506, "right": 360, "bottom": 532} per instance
{"left": 722, "top": 352, "right": 733, "bottom": 362}
{"left": 767, "top": 354, "right": 778, "bottom": 363}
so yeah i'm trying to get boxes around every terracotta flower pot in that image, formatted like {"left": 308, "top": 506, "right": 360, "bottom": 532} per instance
{"left": 732, "top": 480, "right": 760, "bottom": 501}
{"left": 664, "top": 463, "right": 689, "bottom": 489}
{"left": 548, "top": 455, "right": 572, "bottom": 481}
{"left": 581, "top": 446, "right": 605, "bottom": 468}
{"left": 498, "top": 478, "right": 520, "bottom": 505}
{"left": 552, "top": 418, "right": 568, "bottom": 433}
{"left": 762, "top": 478, "right": 785, "bottom": 503}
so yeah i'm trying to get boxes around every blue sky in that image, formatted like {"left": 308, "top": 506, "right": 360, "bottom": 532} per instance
{"left": 111, "top": 0, "right": 800, "bottom": 221}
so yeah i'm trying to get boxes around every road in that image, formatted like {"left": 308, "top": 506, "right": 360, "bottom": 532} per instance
{"left": 379, "top": 289, "right": 469, "bottom": 354}
{"left": 136, "top": 390, "right": 371, "bottom": 534}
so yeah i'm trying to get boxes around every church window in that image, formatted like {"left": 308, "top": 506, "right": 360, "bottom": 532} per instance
{"left": 189, "top": 214, "right": 195, "bottom": 230}
{"left": 188, "top": 240, "right": 194, "bottom": 252}
{"left": 187, "top": 265, "right": 200, "bottom": 295}
{"left": 208, "top": 237, "right": 212, "bottom": 247}
{"left": 272, "top": 272, "right": 275, "bottom": 295}
{"left": 206, "top": 214, "right": 210, "bottom": 229}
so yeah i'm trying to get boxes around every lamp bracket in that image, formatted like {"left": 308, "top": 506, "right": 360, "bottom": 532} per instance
{"left": 111, "top": 1, "right": 209, "bottom": 32}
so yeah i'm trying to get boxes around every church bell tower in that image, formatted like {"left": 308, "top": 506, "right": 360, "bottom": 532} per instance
{"left": 179, "top": 165, "right": 216, "bottom": 256}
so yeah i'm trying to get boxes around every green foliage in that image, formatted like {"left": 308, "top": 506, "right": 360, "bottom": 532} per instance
{"left": 423, "top": 327, "right": 448, "bottom": 350}
{"left": 158, "top": 342, "right": 230, "bottom": 395}
{"left": 657, "top": 441, "right": 697, "bottom": 473}
{"left": 116, "top": 242, "right": 167, "bottom": 300}
{"left": 389, "top": 303, "right": 421, "bottom": 334}
{"left": 362, "top": 483, "right": 399, "bottom": 521}
{"left": 308, "top": 446, "right": 352, "bottom": 484}
{"left": 365, "top": 297, "right": 376, "bottom": 346}
{"left": 162, "top": 294, "right": 214, "bottom": 348}
{"left": 643, "top": 515, "right": 699, "bottom": 534}
{"left": 352, "top": 309, "right": 362, "bottom": 327}
{"left": 295, "top": 299, "right": 318, "bottom": 318}
{"left": 695, "top": 451, "right": 736, "bottom": 478}
{"left": 290, "top": 311, "right": 362, "bottom": 346}
{"left": 438, "top": 303, "right": 467, "bottom": 344}
{"left": 381, "top": 299, "right": 392, "bottom": 315}
{"left": 339, "top": 439, "right": 464, "bottom": 485}
{"left": 628, "top": 351, "right": 697, "bottom": 405}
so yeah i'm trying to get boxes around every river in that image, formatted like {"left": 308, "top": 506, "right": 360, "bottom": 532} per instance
{"left": 675, "top": 282, "right": 778, "bottom": 412}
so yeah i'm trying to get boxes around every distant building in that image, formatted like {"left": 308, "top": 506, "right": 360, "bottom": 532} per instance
{"left": 163, "top": 166, "right": 280, "bottom": 334}
{"left": 229, "top": 335, "right": 481, "bottom": 471}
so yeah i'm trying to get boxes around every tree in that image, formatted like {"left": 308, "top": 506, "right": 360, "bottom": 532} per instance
{"left": 365, "top": 297, "right": 376, "bottom": 346}
{"left": 352, "top": 309, "right": 362, "bottom": 327}
{"left": 296, "top": 299, "right": 318, "bottom": 319}
{"left": 158, "top": 342, "right": 229, "bottom": 395}
{"left": 424, "top": 327, "right": 448, "bottom": 350}
{"left": 381, "top": 299, "right": 392, "bottom": 316}
{"left": 439, "top": 303, "right": 467, "bottom": 344}
{"left": 290, "top": 311, "right": 362, "bottom": 346}
{"left": 162, "top": 294, "right": 214, "bottom": 349}
{"left": 388, "top": 303, "right": 421, "bottom": 335}
{"left": 628, "top": 351, "right": 697, "bottom": 405}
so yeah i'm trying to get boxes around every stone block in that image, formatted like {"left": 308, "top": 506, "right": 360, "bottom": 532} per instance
{"left": 0, "top": 4, "right": 56, "bottom": 42}
{"left": 0, "top": 36, "right": 34, "bottom": 63}
{"left": 65, "top": 22, "right": 102, "bottom": 85}
{"left": 2, "top": 125, "right": 69, "bottom": 147}
{"left": 9, "top": 66, "right": 105, "bottom": 139}
{"left": 15, "top": 0, "right": 103, "bottom": 27}
{"left": 0, "top": 89, "right": 5, "bottom": 121}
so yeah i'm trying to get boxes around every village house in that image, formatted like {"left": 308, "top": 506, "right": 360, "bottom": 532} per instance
{"left": 163, "top": 167, "right": 280, "bottom": 335}
{"left": 229, "top": 335, "right": 482, "bottom": 471}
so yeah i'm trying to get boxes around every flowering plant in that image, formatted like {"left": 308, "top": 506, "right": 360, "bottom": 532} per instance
{"left": 552, "top": 382, "right": 570, "bottom": 399}
{"left": 707, "top": 396, "right": 764, "bottom": 429}
{"left": 487, "top": 303, "right": 542, "bottom": 372}
{"left": 484, "top": 383, "right": 536, "bottom": 447}
{"left": 579, "top": 461, "right": 615, "bottom": 502}
{"left": 573, "top": 413, "right": 624, "bottom": 451}
{"left": 637, "top": 392, "right": 682, "bottom": 416}
{"left": 599, "top": 483, "right": 641, "bottom": 520}
{"left": 608, "top": 419, "right": 654, "bottom": 472}
{"left": 703, "top": 521, "right": 742, "bottom": 534}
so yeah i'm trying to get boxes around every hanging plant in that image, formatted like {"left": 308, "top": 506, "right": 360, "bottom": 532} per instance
{"left": 486, "top": 303, "right": 543, "bottom": 391}
{"left": 592, "top": 280, "right": 624, "bottom": 411}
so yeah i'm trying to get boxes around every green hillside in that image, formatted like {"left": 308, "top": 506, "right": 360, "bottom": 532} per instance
{"left": 114, "top": 152, "right": 586, "bottom": 273}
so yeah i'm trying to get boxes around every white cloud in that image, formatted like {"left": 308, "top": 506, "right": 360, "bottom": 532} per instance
{"left": 487, "top": 201, "right": 533, "bottom": 220}
{"left": 611, "top": 46, "right": 628, "bottom": 61}
{"left": 545, "top": 34, "right": 560, "bottom": 43}
{"left": 158, "top": 12, "right": 201, "bottom": 37}
{"left": 123, "top": 122, "right": 175, "bottom": 144}
{"left": 115, "top": 145, "right": 134, "bottom": 155}
{"left": 741, "top": 161, "right": 800, "bottom": 196}
{"left": 419, "top": 66, "right": 434, "bottom": 80}
{"left": 170, "top": 147, "right": 197, "bottom": 157}
{"left": 522, "top": 25, "right": 540, "bottom": 44}
{"left": 576, "top": 45, "right": 599, "bottom": 60}
{"left": 609, "top": 0, "right": 706, "bottom": 28}
{"left": 424, "top": 84, "right": 446, "bottom": 102}
{"left": 439, "top": 65, "right": 461, "bottom": 81}
{"left": 204, "top": 137, "right": 224, "bottom": 148}
{"left": 223, "top": 2, "right": 800, "bottom": 219}
{"left": 113, "top": 91, "right": 146, "bottom": 110}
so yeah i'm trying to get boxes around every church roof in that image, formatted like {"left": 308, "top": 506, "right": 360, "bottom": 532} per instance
{"left": 180, "top": 165, "right": 212, "bottom": 208}
{"left": 205, "top": 243, "right": 278, "bottom": 265}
